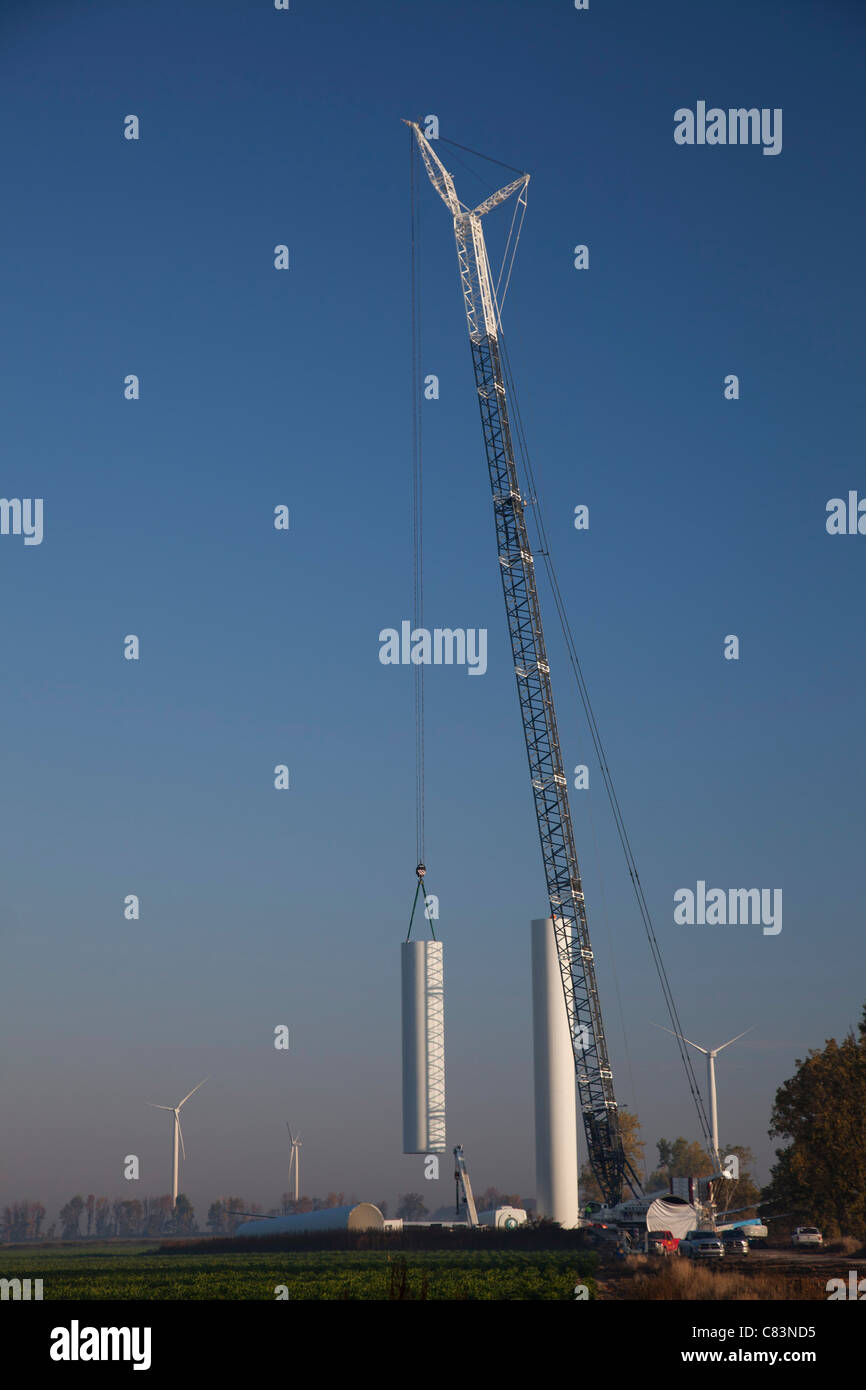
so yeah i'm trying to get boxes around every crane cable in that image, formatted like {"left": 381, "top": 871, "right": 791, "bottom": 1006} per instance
{"left": 410, "top": 129, "right": 424, "bottom": 868}
{"left": 585, "top": 776, "right": 647, "bottom": 1178}
{"left": 438, "top": 133, "right": 525, "bottom": 177}
{"left": 485, "top": 214, "right": 713, "bottom": 1151}
{"left": 408, "top": 130, "right": 435, "bottom": 942}
{"left": 493, "top": 180, "right": 528, "bottom": 316}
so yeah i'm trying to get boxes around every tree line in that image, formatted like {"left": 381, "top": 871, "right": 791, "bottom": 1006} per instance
{"left": 2, "top": 1193, "right": 197, "bottom": 1241}
{"left": 2, "top": 1187, "right": 528, "bottom": 1241}
{"left": 3, "top": 1192, "right": 379, "bottom": 1241}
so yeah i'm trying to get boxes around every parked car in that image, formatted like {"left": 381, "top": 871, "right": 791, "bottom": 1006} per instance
{"left": 647, "top": 1229, "right": 679, "bottom": 1256}
{"left": 721, "top": 1231, "right": 749, "bottom": 1255}
{"left": 679, "top": 1229, "right": 725, "bottom": 1259}
{"left": 791, "top": 1227, "right": 823, "bottom": 1247}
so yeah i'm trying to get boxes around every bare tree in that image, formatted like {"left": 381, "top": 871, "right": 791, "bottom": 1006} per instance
{"left": 397, "top": 1193, "right": 428, "bottom": 1221}
{"left": 173, "top": 1194, "right": 196, "bottom": 1234}
{"left": 30, "top": 1202, "right": 46, "bottom": 1240}
{"left": 94, "top": 1198, "right": 111, "bottom": 1237}
{"left": 59, "top": 1195, "right": 85, "bottom": 1239}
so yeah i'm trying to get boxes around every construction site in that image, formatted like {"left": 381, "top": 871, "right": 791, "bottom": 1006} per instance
{"left": 229, "top": 122, "right": 838, "bottom": 1277}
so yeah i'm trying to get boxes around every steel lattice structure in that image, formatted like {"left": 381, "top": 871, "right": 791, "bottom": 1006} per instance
{"left": 425, "top": 941, "right": 446, "bottom": 1152}
{"left": 408, "top": 121, "right": 636, "bottom": 1207}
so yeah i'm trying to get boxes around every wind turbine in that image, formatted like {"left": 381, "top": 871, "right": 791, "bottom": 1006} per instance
{"left": 148, "top": 1079, "right": 207, "bottom": 1207}
{"left": 287, "top": 1124, "right": 302, "bottom": 1202}
{"left": 653, "top": 1026, "right": 752, "bottom": 1166}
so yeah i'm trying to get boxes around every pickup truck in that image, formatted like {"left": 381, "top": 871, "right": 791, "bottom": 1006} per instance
{"left": 791, "top": 1227, "right": 823, "bottom": 1247}
{"left": 679, "top": 1229, "right": 724, "bottom": 1259}
{"left": 647, "top": 1229, "right": 679, "bottom": 1256}
{"left": 721, "top": 1231, "right": 749, "bottom": 1255}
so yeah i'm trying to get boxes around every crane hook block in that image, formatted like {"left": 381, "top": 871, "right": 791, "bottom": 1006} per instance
{"left": 416, "top": 862, "right": 426, "bottom": 881}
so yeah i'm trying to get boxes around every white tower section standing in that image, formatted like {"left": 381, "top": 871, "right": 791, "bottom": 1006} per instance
{"left": 401, "top": 940, "right": 446, "bottom": 1153}
{"left": 532, "top": 918, "right": 579, "bottom": 1227}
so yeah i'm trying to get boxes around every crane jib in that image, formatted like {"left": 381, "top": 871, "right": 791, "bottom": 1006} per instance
{"left": 408, "top": 121, "right": 632, "bottom": 1207}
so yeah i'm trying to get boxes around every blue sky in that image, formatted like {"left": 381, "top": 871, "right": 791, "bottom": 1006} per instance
{"left": 1, "top": 0, "right": 864, "bottom": 1218}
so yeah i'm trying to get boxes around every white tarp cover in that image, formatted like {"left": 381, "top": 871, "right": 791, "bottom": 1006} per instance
{"left": 646, "top": 1196, "right": 696, "bottom": 1238}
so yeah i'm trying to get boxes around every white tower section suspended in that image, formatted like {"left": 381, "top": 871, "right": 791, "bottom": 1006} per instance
{"left": 532, "top": 918, "right": 580, "bottom": 1227}
{"left": 401, "top": 940, "right": 446, "bottom": 1153}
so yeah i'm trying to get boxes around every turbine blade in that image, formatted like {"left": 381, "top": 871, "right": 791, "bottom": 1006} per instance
{"left": 715, "top": 1027, "right": 754, "bottom": 1053}
{"left": 148, "top": 1103, "right": 173, "bottom": 1110}
{"left": 176, "top": 1112, "right": 186, "bottom": 1161}
{"left": 178, "top": 1078, "right": 208, "bottom": 1109}
{"left": 651, "top": 1022, "right": 708, "bottom": 1054}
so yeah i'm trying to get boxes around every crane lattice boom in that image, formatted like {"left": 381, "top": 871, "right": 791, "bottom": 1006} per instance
{"left": 408, "top": 120, "right": 637, "bottom": 1207}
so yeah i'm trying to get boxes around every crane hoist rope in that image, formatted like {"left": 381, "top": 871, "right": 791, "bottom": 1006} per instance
{"left": 410, "top": 130, "right": 425, "bottom": 872}
{"left": 406, "top": 135, "right": 436, "bottom": 944}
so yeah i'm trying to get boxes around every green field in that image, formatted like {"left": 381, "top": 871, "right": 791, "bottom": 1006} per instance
{"left": 0, "top": 1243, "right": 597, "bottom": 1301}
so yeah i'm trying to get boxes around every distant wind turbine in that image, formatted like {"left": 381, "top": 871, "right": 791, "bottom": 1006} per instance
{"left": 148, "top": 1079, "right": 207, "bottom": 1207}
{"left": 653, "top": 1025, "right": 752, "bottom": 1166}
{"left": 287, "top": 1124, "right": 302, "bottom": 1202}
